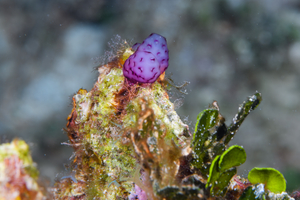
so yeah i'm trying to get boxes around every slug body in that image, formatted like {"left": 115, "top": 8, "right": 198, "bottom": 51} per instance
{"left": 123, "top": 33, "right": 169, "bottom": 83}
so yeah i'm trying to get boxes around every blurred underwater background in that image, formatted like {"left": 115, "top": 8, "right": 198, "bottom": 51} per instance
{"left": 1, "top": 0, "right": 300, "bottom": 192}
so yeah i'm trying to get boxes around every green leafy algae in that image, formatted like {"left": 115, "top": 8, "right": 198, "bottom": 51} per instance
{"left": 206, "top": 145, "right": 246, "bottom": 196}
{"left": 248, "top": 167, "right": 286, "bottom": 193}
{"left": 219, "top": 145, "right": 246, "bottom": 172}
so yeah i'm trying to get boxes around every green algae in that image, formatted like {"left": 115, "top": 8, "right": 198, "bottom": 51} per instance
{"left": 206, "top": 145, "right": 246, "bottom": 196}
{"left": 219, "top": 145, "right": 246, "bottom": 172}
{"left": 248, "top": 167, "right": 286, "bottom": 193}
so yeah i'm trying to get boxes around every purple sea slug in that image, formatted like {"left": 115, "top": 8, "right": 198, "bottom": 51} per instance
{"left": 123, "top": 50, "right": 161, "bottom": 83}
{"left": 123, "top": 33, "right": 169, "bottom": 83}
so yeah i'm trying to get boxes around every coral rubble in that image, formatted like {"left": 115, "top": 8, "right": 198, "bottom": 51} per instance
{"left": 0, "top": 139, "right": 47, "bottom": 200}
{"left": 54, "top": 34, "right": 189, "bottom": 199}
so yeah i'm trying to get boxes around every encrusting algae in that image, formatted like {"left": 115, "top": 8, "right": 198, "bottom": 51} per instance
{"left": 54, "top": 33, "right": 191, "bottom": 199}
